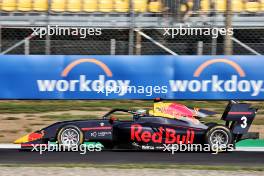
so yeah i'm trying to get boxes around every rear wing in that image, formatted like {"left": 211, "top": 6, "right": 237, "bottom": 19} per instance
{"left": 221, "top": 100, "right": 258, "bottom": 135}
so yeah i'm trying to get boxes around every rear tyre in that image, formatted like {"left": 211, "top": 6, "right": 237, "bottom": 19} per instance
{"left": 57, "top": 125, "right": 84, "bottom": 148}
{"left": 205, "top": 125, "right": 233, "bottom": 151}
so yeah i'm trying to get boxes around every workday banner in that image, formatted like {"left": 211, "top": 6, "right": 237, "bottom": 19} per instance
{"left": 0, "top": 55, "right": 263, "bottom": 100}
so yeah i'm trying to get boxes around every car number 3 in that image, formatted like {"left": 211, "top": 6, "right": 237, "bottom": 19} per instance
{"left": 241, "top": 116, "right": 247, "bottom": 129}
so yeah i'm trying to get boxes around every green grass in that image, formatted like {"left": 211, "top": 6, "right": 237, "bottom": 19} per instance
{"left": 0, "top": 100, "right": 230, "bottom": 114}
{"left": 0, "top": 100, "right": 263, "bottom": 125}
{"left": 0, "top": 163, "right": 263, "bottom": 171}
{"left": 0, "top": 100, "right": 151, "bottom": 113}
{"left": 251, "top": 117, "right": 264, "bottom": 125}
{"left": 3, "top": 117, "right": 20, "bottom": 120}
{"left": 0, "top": 100, "right": 260, "bottom": 114}
{"left": 25, "top": 128, "right": 32, "bottom": 133}
{"left": 236, "top": 139, "right": 264, "bottom": 147}
{"left": 29, "top": 123, "right": 46, "bottom": 126}
{"left": 1, "top": 130, "right": 19, "bottom": 134}
{"left": 40, "top": 114, "right": 99, "bottom": 121}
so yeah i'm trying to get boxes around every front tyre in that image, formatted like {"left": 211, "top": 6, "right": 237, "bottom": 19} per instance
{"left": 57, "top": 125, "right": 84, "bottom": 148}
{"left": 205, "top": 125, "right": 233, "bottom": 151}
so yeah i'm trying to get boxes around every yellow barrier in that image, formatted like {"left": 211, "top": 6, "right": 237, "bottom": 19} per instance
{"left": 33, "top": 0, "right": 48, "bottom": 11}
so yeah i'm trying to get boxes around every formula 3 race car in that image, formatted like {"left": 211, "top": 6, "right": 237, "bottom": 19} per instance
{"left": 14, "top": 99, "right": 258, "bottom": 151}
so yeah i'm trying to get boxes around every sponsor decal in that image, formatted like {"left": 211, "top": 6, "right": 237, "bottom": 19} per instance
{"left": 169, "top": 59, "right": 264, "bottom": 96}
{"left": 9, "top": 56, "right": 264, "bottom": 100}
{"left": 131, "top": 124, "right": 195, "bottom": 144}
{"left": 152, "top": 102, "right": 200, "bottom": 124}
{"left": 30, "top": 141, "right": 103, "bottom": 154}
{"left": 163, "top": 143, "right": 234, "bottom": 154}
{"left": 90, "top": 131, "right": 111, "bottom": 137}
{"left": 91, "top": 132, "right": 97, "bottom": 137}
{"left": 14, "top": 131, "right": 44, "bottom": 144}
{"left": 37, "top": 59, "right": 130, "bottom": 96}
{"left": 141, "top": 145, "right": 155, "bottom": 150}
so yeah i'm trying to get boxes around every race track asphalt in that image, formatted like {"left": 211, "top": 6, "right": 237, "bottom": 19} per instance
{"left": 0, "top": 149, "right": 263, "bottom": 166}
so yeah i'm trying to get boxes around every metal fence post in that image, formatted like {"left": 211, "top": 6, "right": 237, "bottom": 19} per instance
{"left": 175, "top": 0, "right": 181, "bottom": 22}
{"left": 128, "top": 0, "right": 135, "bottom": 55}
{"left": 197, "top": 41, "right": 204, "bottom": 55}
{"left": 110, "top": 39, "right": 116, "bottom": 55}
{"left": 24, "top": 38, "right": 30, "bottom": 55}
{"left": 210, "top": 0, "right": 217, "bottom": 55}
{"left": 224, "top": 0, "right": 233, "bottom": 55}
{"left": 135, "top": 30, "right": 142, "bottom": 55}
{"left": 45, "top": 34, "right": 51, "bottom": 55}
{"left": 45, "top": 0, "right": 51, "bottom": 55}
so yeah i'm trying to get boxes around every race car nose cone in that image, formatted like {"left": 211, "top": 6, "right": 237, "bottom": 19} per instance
{"left": 14, "top": 132, "right": 44, "bottom": 144}
{"left": 14, "top": 134, "right": 30, "bottom": 144}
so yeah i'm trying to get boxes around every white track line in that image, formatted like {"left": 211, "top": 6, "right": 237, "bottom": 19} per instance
{"left": 235, "top": 147, "right": 264, "bottom": 152}
{"left": 0, "top": 144, "right": 21, "bottom": 149}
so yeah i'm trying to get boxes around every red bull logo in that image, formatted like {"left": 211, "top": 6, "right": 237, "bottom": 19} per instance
{"left": 131, "top": 124, "right": 195, "bottom": 144}
{"left": 169, "top": 58, "right": 263, "bottom": 96}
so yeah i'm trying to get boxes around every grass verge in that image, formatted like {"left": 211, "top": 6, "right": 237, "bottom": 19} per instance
{"left": 0, "top": 100, "right": 264, "bottom": 125}
{"left": 0, "top": 163, "right": 263, "bottom": 171}
{"left": 0, "top": 100, "right": 228, "bottom": 114}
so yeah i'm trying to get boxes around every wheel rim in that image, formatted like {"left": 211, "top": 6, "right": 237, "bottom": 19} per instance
{"left": 60, "top": 128, "right": 80, "bottom": 146}
{"left": 209, "top": 129, "right": 229, "bottom": 146}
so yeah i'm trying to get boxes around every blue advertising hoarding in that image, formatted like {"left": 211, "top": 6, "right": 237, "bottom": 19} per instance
{"left": 0, "top": 55, "right": 263, "bottom": 100}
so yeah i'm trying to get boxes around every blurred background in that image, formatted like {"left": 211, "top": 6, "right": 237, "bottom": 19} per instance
{"left": 0, "top": 0, "right": 263, "bottom": 55}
